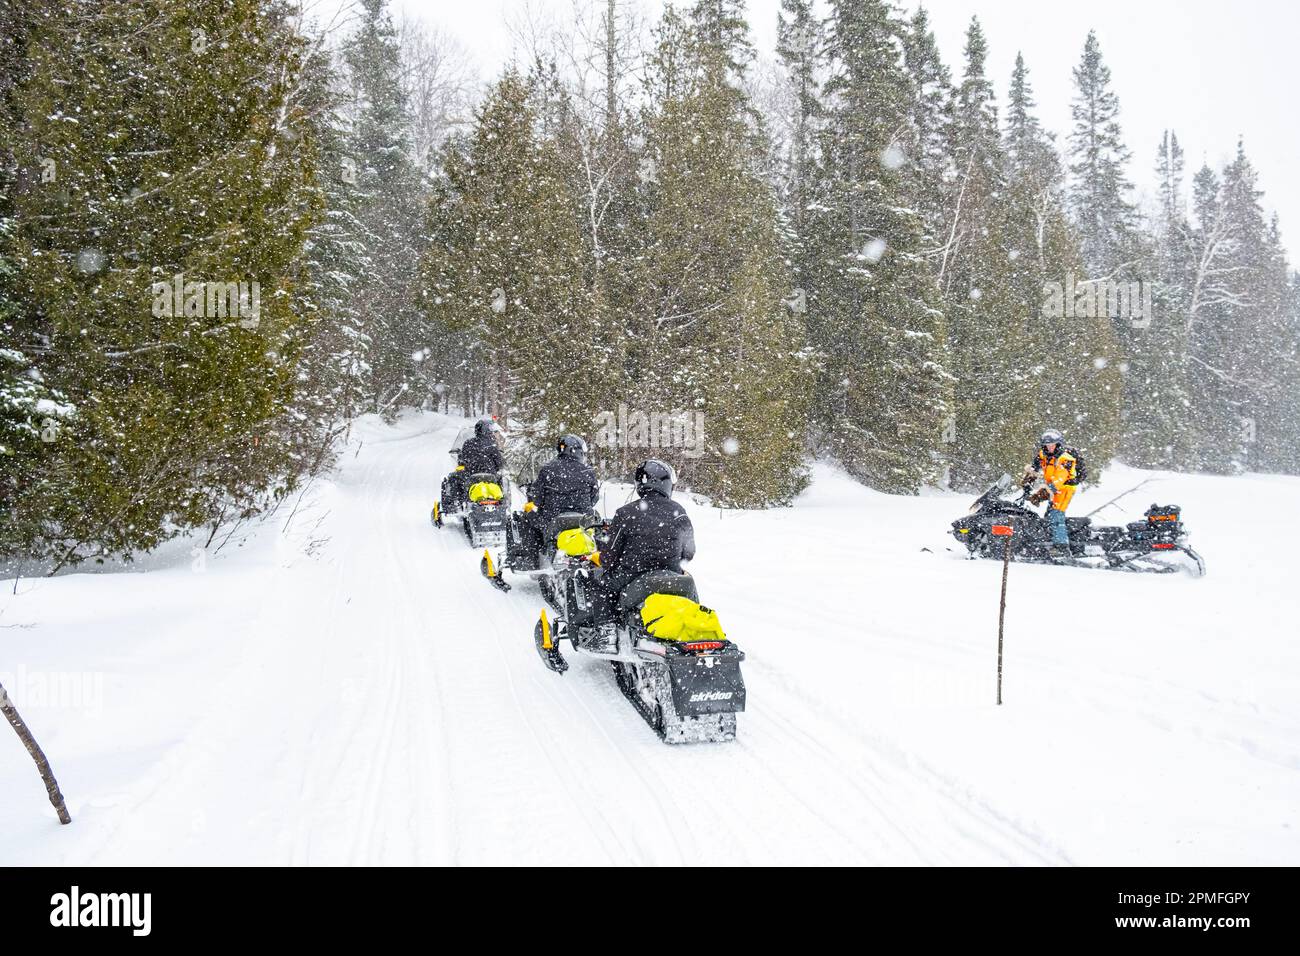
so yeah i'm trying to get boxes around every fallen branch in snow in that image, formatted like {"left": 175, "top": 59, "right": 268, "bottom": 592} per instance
{"left": 1, "top": 680, "right": 71, "bottom": 825}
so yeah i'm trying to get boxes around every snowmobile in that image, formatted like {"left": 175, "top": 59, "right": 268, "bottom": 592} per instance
{"left": 531, "top": 568, "right": 746, "bottom": 745}
{"left": 432, "top": 468, "right": 509, "bottom": 549}
{"left": 951, "top": 473, "right": 1206, "bottom": 576}
{"left": 479, "top": 506, "right": 603, "bottom": 612}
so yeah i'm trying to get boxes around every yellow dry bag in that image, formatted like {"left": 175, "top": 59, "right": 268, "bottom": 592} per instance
{"left": 468, "top": 481, "right": 503, "bottom": 502}
{"left": 639, "top": 593, "right": 726, "bottom": 642}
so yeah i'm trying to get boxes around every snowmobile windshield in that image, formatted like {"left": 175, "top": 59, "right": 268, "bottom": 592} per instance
{"left": 971, "top": 475, "right": 1013, "bottom": 512}
{"left": 449, "top": 426, "right": 474, "bottom": 454}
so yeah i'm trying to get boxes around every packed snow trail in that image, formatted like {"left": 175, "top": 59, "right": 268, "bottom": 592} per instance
{"left": 2, "top": 412, "right": 1298, "bottom": 865}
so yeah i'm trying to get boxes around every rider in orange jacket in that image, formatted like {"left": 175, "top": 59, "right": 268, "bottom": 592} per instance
{"left": 1024, "top": 428, "right": 1082, "bottom": 556}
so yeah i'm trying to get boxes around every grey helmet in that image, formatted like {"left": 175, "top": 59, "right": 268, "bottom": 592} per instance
{"left": 1040, "top": 428, "right": 1064, "bottom": 450}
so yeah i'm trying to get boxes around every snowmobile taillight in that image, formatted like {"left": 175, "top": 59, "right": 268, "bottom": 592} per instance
{"left": 478, "top": 500, "right": 499, "bottom": 507}
{"left": 1151, "top": 542, "right": 1175, "bottom": 550}
{"left": 683, "top": 641, "right": 726, "bottom": 653}
{"left": 991, "top": 524, "right": 1014, "bottom": 536}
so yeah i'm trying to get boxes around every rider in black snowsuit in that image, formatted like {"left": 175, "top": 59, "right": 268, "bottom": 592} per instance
{"left": 519, "top": 435, "right": 599, "bottom": 565}
{"left": 458, "top": 418, "right": 506, "bottom": 474}
{"left": 449, "top": 418, "right": 505, "bottom": 508}
{"left": 591, "top": 459, "right": 695, "bottom": 627}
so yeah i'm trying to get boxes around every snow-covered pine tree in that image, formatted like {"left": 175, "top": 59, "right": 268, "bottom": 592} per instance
{"left": 1001, "top": 50, "right": 1121, "bottom": 475}
{"left": 341, "top": 0, "right": 429, "bottom": 414}
{"left": 1250, "top": 217, "right": 1300, "bottom": 473}
{"left": 1183, "top": 143, "right": 1289, "bottom": 473}
{"left": 936, "top": 19, "right": 1039, "bottom": 486}
{"left": 630, "top": 3, "right": 811, "bottom": 506}
{"left": 1067, "top": 31, "right": 1140, "bottom": 280}
{"left": 289, "top": 37, "right": 374, "bottom": 449}
{"left": 1, "top": 0, "right": 319, "bottom": 568}
{"left": 775, "top": 0, "right": 826, "bottom": 247}
{"left": 1064, "top": 30, "right": 1142, "bottom": 470}
{"left": 900, "top": 4, "right": 954, "bottom": 245}
{"left": 807, "top": 0, "right": 951, "bottom": 493}
{"left": 1123, "top": 130, "right": 1195, "bottom": 468}
{"left": 420, "top": 71, "right": 602, "bottom": 458}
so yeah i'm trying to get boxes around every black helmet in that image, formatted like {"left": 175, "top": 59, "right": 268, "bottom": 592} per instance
{"left": 556, "top": 434, "right": 587, "bottom": 462}
{"left": 475, "top": 417, "right": 504, "bottom": 442}
{"left": 635, "top": 458, "right": 676, "bottom": 498}
{"left": 1040, "top": 428, "right": 1064, "bottom": 449}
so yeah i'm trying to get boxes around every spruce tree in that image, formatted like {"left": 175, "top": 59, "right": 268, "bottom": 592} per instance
{"left": 1122, "top": 131, "right": 1195, "bottom": 467}
{"left": 0, "top": 0, "right": 319, "bottom": 566}
{"left": 900, "top": 5, "right": 954, "bottom": 243}
{"left": 1001, "top": 51, "right": 1122, "bottom": 473}
{"left": 1068, "top": 31, "right": 1140, "bottom": 279}
{"left": 421, "top": 71, "right": 606, "bottom": 457}
{"left": 342, "top": 0, "right": 428, "bottom": 412}
{"left": 631, "top": 5, "right": 811, "bottom": 505}
{"left": 808, "top": 0, "right": 951, "bottom": 492}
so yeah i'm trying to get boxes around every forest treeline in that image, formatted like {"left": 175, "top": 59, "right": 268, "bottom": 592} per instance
{"left": 2, "top": 0, "right": 1297, "bottom": 566}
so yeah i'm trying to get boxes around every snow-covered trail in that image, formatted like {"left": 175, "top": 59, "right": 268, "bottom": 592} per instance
{"left": 3, "top": 411, "right": 1298, "bottom": 865}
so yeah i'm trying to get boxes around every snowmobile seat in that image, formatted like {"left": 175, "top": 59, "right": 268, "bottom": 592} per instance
{"left": 1066, "top": 516, "right": 1092, "bottom": 532}
{"left": 618, "top": 570, "right": 699, "bottom": 611}
{"left": 547, "top": 512, "right": 587, "bottom": 539}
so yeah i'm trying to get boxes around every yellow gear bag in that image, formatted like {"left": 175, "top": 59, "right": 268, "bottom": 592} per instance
{"left": 468, "top": 481, "right": 503, "bottom": 502}
{"left": 555, "top": 527, "right": 596, "bottom": 557}
{"left": 639, "top": 593, "right": 726, "bottom": 643}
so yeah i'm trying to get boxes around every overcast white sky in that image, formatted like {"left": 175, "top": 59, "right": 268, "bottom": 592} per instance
{"left": 386, "top": 0, "right": 1300, "bottom": 259}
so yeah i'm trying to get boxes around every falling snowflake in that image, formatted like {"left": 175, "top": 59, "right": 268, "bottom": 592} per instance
{"left": 879, "top": 144, "right": 906, "bottom": 170}
{"left": 76, "top": 248, "right": 105, "bottom": 273}
{"left": 721, "top": 437, "right": 740, "bottom": 456}
{"left": 863, "top": 238, "right": 887, "bottom": 263}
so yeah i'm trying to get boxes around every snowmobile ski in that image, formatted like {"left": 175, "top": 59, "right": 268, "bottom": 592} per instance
{"left": 534, "top": 610, "right": 567, "bottom": 674}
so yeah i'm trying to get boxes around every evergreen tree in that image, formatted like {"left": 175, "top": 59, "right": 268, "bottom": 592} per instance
{"left": 1181, "top": 144, "right": 1292, "bottom": 472}
{"left": 1123, "top": 130, "right": 1195, "bottom": 467}
{"left": 1001, "top": 51, "right": 1122, "bottom": 472}
{"left": 631, "top": 6, "right": 811, "bottom": 505}
{"left": 900, "top": 5, "right": 953, "bottom": 242}
{"left": 342, "top": 0, "right": 429, "bottom": 412}
{"left": 940, "top": 19, "right": 1030, "bottom": 484}
{"left": 1067, "top": 31, "right": 1139, "bottom": 279}
{"left": 775, "top": 0, "right": 826, "bottom": 258}
{"left": 0, "top": 0, "right": 320, "bottom": 567}
{"left": 809, "top": 0, "right": 951, "bottom": 492}
{"left": 290, "top": 38, "right": 374, "bottom": 446}
{"left": 421, "top": 71, "right": 607, "bottom": 456}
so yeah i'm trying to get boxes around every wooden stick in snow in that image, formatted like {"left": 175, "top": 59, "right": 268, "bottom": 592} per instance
{"left": 1, "top": 680, "right": 72, "bottom": 824}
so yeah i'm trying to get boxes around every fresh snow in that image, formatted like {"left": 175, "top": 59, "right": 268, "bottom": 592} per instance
{"left": 1, "top": 412, "right": 1297, "bottom": 865}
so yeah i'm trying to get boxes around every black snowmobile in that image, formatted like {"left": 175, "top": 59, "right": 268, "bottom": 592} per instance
{"left": 951, "top": 473, "right": 1206, "bottom": 576}
{"left": 531, "top": 565, "right": 746, "bottom": 745}
{"left": 479, "top": 493, "right": 604, "bottom": 606}
{"left": 433, "top": 467, "right": 509, "bottom": 549}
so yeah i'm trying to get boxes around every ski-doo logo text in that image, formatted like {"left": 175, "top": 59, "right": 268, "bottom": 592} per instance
{"left": 689, "top": 690, "right": 733, "bottom": 703}
{"left": 50, "top": 886, "right": 151, "bottom": 937}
